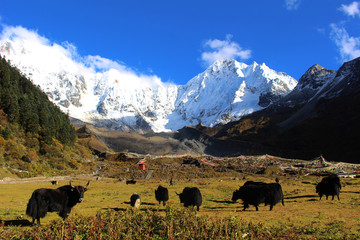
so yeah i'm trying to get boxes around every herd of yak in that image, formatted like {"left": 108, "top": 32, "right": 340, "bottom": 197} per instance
{"left": 25, "top": 174, "right": 342, "bottom": 225}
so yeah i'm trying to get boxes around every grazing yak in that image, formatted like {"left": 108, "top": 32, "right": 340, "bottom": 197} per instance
{"left": 243, "top": 180, "right": 267, "bottom": 186}
{"left": 26, "top": 181, "right": 89, "bottom": 225}
{"left": 316, "top": 174, "right": 341, "bottom": 200}
{"left": 130, "top": 193, "right": 141, "bottom": 208}
{"left": 126, "top": 179, "right": 137, "bottom": 185}
{"left": 176, "top": 187, "right": 202, "bottom": 211}
{"left": 155, "top": 185, "right": 169, "bottom": 206}
{"left": 232, "top": 178, "right": 284, "bottom": 211}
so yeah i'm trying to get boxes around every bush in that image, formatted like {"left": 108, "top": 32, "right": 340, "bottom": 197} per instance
{"left": 25, "top": 149, "right": 39, "bottom": 163}
{"left": 0, "top": 209, "right": 358, "bottom": 239}
{"left": 40, "top": 143, "right": 64, "bottom": 158}
{"left": 25, "top": 133, "right": 40, "bottom": 150}
{"left": 4, "top": 139, "right": 26, "bottom": 161}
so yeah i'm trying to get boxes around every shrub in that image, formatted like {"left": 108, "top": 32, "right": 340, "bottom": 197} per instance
{"left": 0, "top": 209, "right": 358, "bottom": 239}
{"left": 4, "top": 139, "right": 26, "bottom": 160}
{"left": 40, "top": 143, "right": 64, "bottom": 158}
{"left": 25, "top": 133, "right": 40, "bottom": 150}
{"left": 25, "top": 149, "right": 39, "bottom": 163}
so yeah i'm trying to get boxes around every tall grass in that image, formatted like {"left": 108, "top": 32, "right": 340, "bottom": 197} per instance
{"left": 0, "top": 208, "right": 357, "bottom": 239}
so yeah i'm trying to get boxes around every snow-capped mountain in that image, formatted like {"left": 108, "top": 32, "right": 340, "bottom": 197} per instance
{"left": 0, "top": 30, "right": 297, "bottom": 133}
{"left": 211, "top": 57, "right": 360, "bottom": 162}
{"left": 166, "top": 59, "right": 297, "bottom": 130}
{"left": 93, "top": 69, "right": 178, "bottom": 132}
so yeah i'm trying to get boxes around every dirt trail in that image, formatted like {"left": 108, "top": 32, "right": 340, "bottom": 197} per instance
{"left": 0, "top": 174, "right": 95, "bottom": 184}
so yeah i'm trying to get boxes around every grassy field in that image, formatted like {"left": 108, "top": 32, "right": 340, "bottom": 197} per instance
{"left": 0, "top": 173, "right": 359, "bottom": 239}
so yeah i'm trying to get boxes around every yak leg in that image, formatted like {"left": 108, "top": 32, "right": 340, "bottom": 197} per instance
{"left": 326, "top": 195, "right": 328, "bottom": 200}
{"left": 332, "top": 195, "right": 335, "bottom": 200}
{"left": 255, "top": 205, "right": 259, "bottom": 211}
{"left": 59, "top": 209, "right": 70, "bottom": 220}
{"left": 31, "top": 217, "right": 40, "bottom": 226}
{"left": 269, "top": 204, "right": 274, "bottom": 211}
{"left": 197, "top": 206, "right": 200, "bottom": 211}
{"left": 242, "top": 203, "right": 249, "bottom": 211}
{"left": 59, "top": 212, "right": 66, "bottom": 219}
{"left": 163, "top": 201, "right": 166, "bottom": 206}
{"left": 337, "top": 194, "right": 340, "bottom": 200}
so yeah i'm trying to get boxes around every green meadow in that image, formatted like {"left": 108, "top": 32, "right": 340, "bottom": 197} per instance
{"left": 0, "top": 173, "right": 359, "bottom": 239}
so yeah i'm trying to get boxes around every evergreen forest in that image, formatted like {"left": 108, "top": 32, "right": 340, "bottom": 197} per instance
{"left": 0, "top": 55, "right": 92, "bottom": 177}
{"left": 0, "top": 56, "right": 75, "bottom": 145}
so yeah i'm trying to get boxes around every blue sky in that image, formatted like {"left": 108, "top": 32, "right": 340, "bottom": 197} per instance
{"left": 0, "top": 0, "right": 359, "bottom": 85}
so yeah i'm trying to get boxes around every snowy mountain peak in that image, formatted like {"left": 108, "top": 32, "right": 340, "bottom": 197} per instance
{"left": 166, "top": 59, "right": 297, "bottom": 130}
{"left": 1, "top": 30, "right": 298, "bottom": 133}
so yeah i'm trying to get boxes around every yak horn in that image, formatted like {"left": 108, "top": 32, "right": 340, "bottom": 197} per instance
{"left": 85, "top": 181, "right": 90, "bottom": 188}
{"left": 69, "top": 180, "right": 73, "bottom": 187}
{"left": 175, "top": 192, "right": 179, "bottom": 196}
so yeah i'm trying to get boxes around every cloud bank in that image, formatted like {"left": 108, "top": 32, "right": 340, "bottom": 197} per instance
{"left": 201, "top": 35, "right": 251, "bottom": 66}
{"left": 0, "top": 25, "right": 167, "bottom": 88}
{"left": 330, "top": 24, "right": 360, "bottom": 62}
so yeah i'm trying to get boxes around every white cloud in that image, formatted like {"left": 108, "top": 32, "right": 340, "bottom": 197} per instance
{"left": 84, "top": 55, "right": 128, "bottom": 72}
{"left": 285, "top": 0, "right": 301, "bottom": 10}
{"left": 201, "top": 35, "right": 251, "bottom": 66}
{"left": 340, "top": 1, "right": 360, "bottom": 17}
{"left": 0, "top": 25, "right": 49, "bottom": 45}
{"left": 0, "top": 24, "right": 167, "bottom": 87}
{"left": 330, "top": 23, "right": 360, "bottom": 62}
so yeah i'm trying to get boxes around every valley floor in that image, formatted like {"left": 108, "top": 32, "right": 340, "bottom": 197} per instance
{"left": 0, "top": 173, "right": 360, "bottom": 238}
{"left": 0, "top": 155, "right": 360, "bottom": 239}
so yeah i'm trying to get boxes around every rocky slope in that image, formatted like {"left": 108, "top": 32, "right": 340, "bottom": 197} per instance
{"left": 214, "top": 57, "right": 360, "bottom": 163}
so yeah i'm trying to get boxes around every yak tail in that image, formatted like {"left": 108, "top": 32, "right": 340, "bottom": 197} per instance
{"left": 26, "top": 191, "right": 48, "bottom": 219}
{"left": 26, "top": 192, "right": 38, "bottom": 218}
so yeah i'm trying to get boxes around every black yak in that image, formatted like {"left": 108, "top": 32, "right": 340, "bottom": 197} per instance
{"left": 316, "top": 174, "right": 341, "bottom": 200}
{"left": 126, "top": 180, "right": 136, "bottom": 185}
{"left": 155, "top": 185, "right": 169, "bottom": 206}
{"left": 322, "top": 174, "right": 341, "bottom": 189}
{"left": 130, "top": 193, "right": 141, "bottom": 208}
{"left": 26, "top": 181, "right": 89, "bottom": 225}
{"left": 243, "top": 181, "right": 267, "bottom": 186}
{"left": 232, "top": 178, "right": 284, "bottom": 211}
{"left": 176, "top": 187, "right": 202, "bottom": 211}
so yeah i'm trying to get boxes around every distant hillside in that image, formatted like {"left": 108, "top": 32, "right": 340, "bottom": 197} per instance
{"left": 0, "top": 55, "right": 94, "bottom": 178}
{"left": 214, "top": 57, "right": 360, "bottom": 163}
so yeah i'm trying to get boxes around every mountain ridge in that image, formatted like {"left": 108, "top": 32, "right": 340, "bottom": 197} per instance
{"left": 0, "top": 36, "right": 297, "bottom": 133}
{"left": 212, "top": 57, "right": 360, "bottom": 162}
